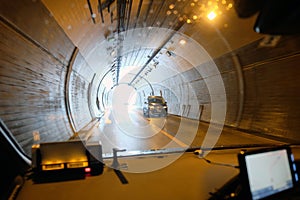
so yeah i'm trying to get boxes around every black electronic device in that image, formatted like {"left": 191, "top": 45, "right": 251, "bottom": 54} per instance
{"left": 238, "top": 145, "right": 299, "bottom": 200}
{"left": 31, "top": 140, "right": 104, "bottom": 182}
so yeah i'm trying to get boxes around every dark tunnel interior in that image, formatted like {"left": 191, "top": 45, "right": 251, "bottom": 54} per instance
{"left": 0, "top": 0, "right": 300, "bottom": 199}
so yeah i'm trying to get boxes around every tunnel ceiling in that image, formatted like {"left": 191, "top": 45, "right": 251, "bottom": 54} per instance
{"left": 41, "top": 0, "right": 263, "bottom": 85}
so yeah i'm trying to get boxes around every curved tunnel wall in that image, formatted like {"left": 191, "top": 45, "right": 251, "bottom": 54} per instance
{"left": 67, "top": 49, "right": 96, "bottom": 132}
{"left": 0, "top": 0, "right": 96, "bottom": 156}
{"left": 232, "top": 36, "right": 300, "bottom": 141}
{"left": 161, "top": 35, "right": 300, "bottom": 142}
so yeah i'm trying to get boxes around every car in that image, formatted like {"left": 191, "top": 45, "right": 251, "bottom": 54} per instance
{"left": 143, "top": 96, "right": 168, "bottom": 118}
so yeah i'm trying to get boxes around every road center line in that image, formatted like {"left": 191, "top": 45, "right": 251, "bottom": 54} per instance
{"left": 160, "top": 129, "right": 188, "bottom": 148}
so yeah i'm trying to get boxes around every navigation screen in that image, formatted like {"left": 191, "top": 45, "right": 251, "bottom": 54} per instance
{"left": 245, "top": 149, "right": 293, "bottom": 200}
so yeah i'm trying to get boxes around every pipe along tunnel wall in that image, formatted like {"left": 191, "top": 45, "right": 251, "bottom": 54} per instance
{"left": 1, "top": 0, "right": 300, "bottom": 160}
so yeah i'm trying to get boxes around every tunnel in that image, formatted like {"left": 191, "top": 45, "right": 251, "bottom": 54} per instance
{"left": 1, "top": 0, "right": 300, "bottom": 199}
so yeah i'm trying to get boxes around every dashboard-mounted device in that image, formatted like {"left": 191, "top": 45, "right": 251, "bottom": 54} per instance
{"left": 31, "top": 140, "right": 104, "bottom": 182}
{"left": 238, "top": 145, "right": 299, "bottom": 200}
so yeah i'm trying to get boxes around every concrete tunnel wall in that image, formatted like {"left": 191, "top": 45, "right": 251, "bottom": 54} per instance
{"left": 0, "top": 0, "right": 97, "bottom": 156}
{"left": 1, "top": 0, "right": 300, "bottom": 158}
{"left": 159, "top": 36, "right": 300, "bottom": 142}
{"left": 157, "top": 36, "right": 300, "bottom": 142}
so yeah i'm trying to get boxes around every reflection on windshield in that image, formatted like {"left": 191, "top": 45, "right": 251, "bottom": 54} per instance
{"left": 148, "top": 98, "right": 163, "bottom": 104}
{"left": 84, "top": 101, "right": 289, "bottom": 173}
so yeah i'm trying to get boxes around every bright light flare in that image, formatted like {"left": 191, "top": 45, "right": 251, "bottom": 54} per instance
{"left": 179, "top": 39, "right": 186, "bottom": 45}
{"left": 207, "top": 11, "right": 217, "bottom": 20}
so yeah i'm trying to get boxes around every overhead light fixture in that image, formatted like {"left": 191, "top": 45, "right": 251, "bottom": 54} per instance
{"left": 110, "top": 50, "right": 116, "bottom": 56}
{"left": 179, "top": 39, "right": 186, "bottom": 45}
{"left": 207, "top": 11, "right": 217, "bottom": 20}
{"left": 169, "top": 4, "right": 175, "bottom": 9}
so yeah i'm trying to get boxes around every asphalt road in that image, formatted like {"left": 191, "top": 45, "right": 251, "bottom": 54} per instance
{"left": 86, "top": 107, "right": 285, "bottom": 158}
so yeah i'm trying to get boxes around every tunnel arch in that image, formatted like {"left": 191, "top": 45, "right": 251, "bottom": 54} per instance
{"left": 87, "top": 26, "right": 228, "bottom": 159}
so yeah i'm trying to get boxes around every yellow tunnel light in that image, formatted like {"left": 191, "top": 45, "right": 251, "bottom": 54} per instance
{"left": 67, "top": 161, "right": 89, "bottom": 169}
{"left": 42, "top": 163, "right": 64, "bottom": 171}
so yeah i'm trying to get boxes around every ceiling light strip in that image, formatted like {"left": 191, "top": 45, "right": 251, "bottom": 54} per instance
{"left": 129, "top": 21, "right": 184, "bottom": 85}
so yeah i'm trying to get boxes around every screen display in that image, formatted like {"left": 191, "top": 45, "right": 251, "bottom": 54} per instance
{"left": 245, "top": 149, "right": 293, "bottom": 200}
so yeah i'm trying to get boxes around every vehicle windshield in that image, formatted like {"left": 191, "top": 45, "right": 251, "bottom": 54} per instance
{"left": 1, "top": 0, "right": 300, "bottom": 176}
{"left": 2, "top": 1, "right": 300, "bottom": 200}
{"left": 148, "top": 98, "right": 164, "bottom": 104}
